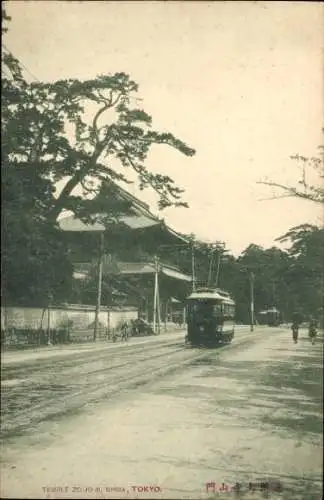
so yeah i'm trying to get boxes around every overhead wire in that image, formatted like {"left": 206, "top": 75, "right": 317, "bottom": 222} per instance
{"left": 3, "top": 42, "right": 40, "bottom": 82}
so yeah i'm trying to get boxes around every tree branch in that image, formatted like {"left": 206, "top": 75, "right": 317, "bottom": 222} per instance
{"left": 257, "top": 181, "right": 324, "bottom": 205}
{"left": 49, "top": 148, "right": 105, "bottom": 221}
{"left": 257, "top": 194, "right": 293, "bottom": 202}
{"left": 92, "top": 92, "right": 122, "bottom": 144}
{"left": 116, "top": 137, "right": 187, "bottom": 208}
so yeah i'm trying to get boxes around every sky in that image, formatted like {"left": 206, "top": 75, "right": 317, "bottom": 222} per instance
{"left": 4, "top": 1, "right": 324, "bottom": 255}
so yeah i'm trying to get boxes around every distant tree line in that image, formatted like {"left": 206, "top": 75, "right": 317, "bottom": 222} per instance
{"left": 158, "top": 226, "right": 324, "bottom": 323}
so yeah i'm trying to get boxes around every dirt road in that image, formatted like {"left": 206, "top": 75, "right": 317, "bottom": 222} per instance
{"left": 1, "top": 327, "right": 322, "bottom": 499}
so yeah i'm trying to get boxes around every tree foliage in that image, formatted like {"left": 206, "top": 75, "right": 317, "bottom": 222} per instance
{"left": 2, "top": 9, "right": 195, "bottom": 305}
{"left": 2, "top": 41, "right": 195, "bottom": 221}
{"left": 275, "top": 224, "right": 324, "bottom": 316}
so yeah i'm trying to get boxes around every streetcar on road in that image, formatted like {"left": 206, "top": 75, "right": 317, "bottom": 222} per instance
{"left": 185, "top": 287, "right": 235, "bottom": 347}
{"left": 257, "top": 307, "right": 281, "bottom": 327}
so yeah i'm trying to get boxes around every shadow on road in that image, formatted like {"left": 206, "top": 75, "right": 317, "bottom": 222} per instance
{"left": 155, "top": 336, "right": 323, "bottom": 500}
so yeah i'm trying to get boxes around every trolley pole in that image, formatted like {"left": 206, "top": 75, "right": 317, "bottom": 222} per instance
{"left": 191, "top": 238, "right": 196, "bottom": 292}
{"left": 207, "top": 249, "right": 214, "bottom": 287}
{"left": 207, "top": 241, "right": 225, "bottom": 288}
{"left": 214, "top": 241, "right": 225, "bottom": 288}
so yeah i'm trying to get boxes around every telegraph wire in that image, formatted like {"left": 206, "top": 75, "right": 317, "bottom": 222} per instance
{"left": 3, "top": 42, "right": 41, "bottom": 82}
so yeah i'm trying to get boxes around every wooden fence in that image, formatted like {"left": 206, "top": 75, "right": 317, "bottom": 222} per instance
{"left": 1, "top": 304, "right": 138, "bottom": 347}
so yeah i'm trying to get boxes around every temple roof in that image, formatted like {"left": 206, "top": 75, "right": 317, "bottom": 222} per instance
{"left": 73, "top": 260, "right": 192, "bottom": 283}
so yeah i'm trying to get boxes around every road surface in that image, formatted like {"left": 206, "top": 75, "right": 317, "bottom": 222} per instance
{"left": 1, "top": 327, "right": 322, "bottom": 499}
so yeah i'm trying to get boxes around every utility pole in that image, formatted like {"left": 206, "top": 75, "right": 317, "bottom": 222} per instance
{"left": 47, "top": 292, "right": 53, "bottom": 345}
{"left": 157, "top": 272, "right": 161, "bottom": 334}
{"left": 249, "top": 271, "right": 255, "bottom": 332}
{"left": 240, "top": 266, "right": 257, "bottom": 331}
{"left": 164, "top": 299, "right": 168, "bottom": 332}
{"left": 153, "top": 255, "right": 161, "bottom": 334}
{"left": 94, "top": 232, "right": 104, "bottom": 341}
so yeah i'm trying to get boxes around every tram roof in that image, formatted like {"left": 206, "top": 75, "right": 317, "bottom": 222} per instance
{"left": 259, "top": 307, "right": 280, "bottom": 314}
{"left": 186, "top": 288, "right": 235, "bottom": 304}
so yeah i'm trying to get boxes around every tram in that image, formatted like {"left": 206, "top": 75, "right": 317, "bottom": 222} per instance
{"left": 257, "top": 307, "right": 281, "bottom": 326}
{"left": 185, "top": 287, "right": 235, "bottom": 346}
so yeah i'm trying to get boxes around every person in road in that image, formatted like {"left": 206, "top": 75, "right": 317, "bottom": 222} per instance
{"left": 308, "top": 316, "right": 318, "bottom": 345}
{"left": 291, "top": 322, "right": 299, "bottom": 344}
{"left": 120, "top": 320, "right": 130, "bottom": 341}
{"left": 291, "top": 311, "right": 301, "bottom": 344}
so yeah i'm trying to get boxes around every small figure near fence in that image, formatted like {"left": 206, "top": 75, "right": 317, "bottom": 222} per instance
{"left": 130, "top": 318, "right": 154, "bottom": 337}
{"left": 109, "top": 319, "right": 131, "bottom": 342}
{"left": 120, "top": 321, "right": 130, "bottom": 342}
{"left": 1, "top": 326, "right": 71, "bottom": 348}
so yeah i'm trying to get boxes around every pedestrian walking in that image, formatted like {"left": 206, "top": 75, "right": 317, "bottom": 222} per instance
{"left": 291, "top": 322, "right": 299, "bottom": 344}
{"left": 120, "top": 321, "right": 130, "bottom": 341}
{"left": 291, "top": 311, "right": 302, "bottom": 344}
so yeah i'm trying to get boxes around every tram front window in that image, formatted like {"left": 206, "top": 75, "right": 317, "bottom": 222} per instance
{"left": 189, "top": 301, "right": 221, "bottom": 321}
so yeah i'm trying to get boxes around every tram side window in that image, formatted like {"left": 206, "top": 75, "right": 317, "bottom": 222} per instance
{"left": 223, "top": 304, "right": 235, "bottom": 317}
{"left": 191, "top": 303, "right": 203, "bottom": 313}
{"left": 190, "top": 304, "right": 201, "bottom": 316}
{"left": 213, "top": 304, "right": 222, "bottom": 315}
